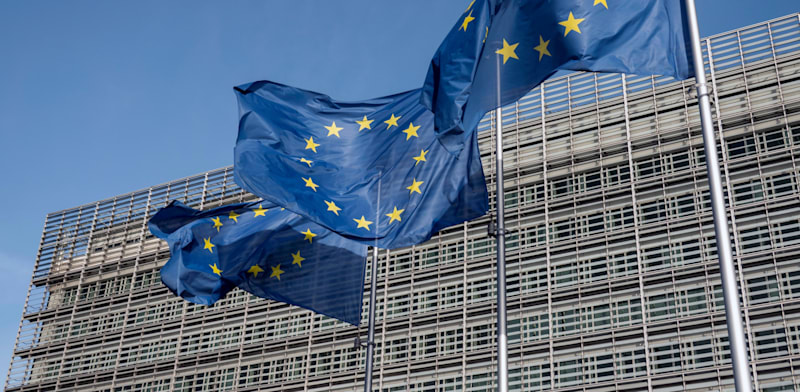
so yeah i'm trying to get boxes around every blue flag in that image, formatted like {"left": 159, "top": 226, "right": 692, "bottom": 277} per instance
{"left": 422, "top": 0, "right": 694, "bottom": 151}
{"left": 149, "top": 200, "right": 368, "bottom": 325}
{"left": 233, "top": 81, "right": 488, "bottom": 249}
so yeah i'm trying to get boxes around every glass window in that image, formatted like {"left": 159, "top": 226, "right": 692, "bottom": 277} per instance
{"left": 726, "top": 134, "right": 756, "bottom": 159}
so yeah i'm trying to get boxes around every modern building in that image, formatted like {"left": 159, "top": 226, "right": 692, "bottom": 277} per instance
{"left": 6, "top": 13, "right": 800, "bottom": 392}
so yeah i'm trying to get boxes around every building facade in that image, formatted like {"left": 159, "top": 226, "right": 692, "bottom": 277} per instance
{"left": 6, "top": 13, "right": 800, "bottom": 392}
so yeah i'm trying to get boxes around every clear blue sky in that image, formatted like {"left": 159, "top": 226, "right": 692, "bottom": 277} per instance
{"left": 0, "top": 0, "right": 797, "bottom": 374}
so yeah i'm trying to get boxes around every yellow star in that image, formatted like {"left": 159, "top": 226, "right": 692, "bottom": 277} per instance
{"left": 384, "top": 113, "right": 401, "bottom": 130}
{"left": 301, "top": 228, "right": 317, "bottom": 243}
{"left": 300, "top": 158, "right": 313, "bottom": 167}
{"left": 402, "top": 122, "right": 420, "bottom": 140}
{"left": 353, "top": 216, "right": 373, "bottom": 231}
{"left": 385, "top": 207, "right": 405, "bottom": 224}
{"left": 325, "top": 121, "right": 343, "bottom": 138}
{"left": 248, "top": 265, "right": 264, "bottom": 278}
{"left": 253, "top": 204, "right": 267, "bottom": 217}
{"left": 356, "top": 116, "right": 373, "bottom": 131}
{"left": 203, "top": 238, "right": 215, "bottom": 253}
{"left": 209, "top": 263, "right": 222, "bottom": 276}
{"left": 324, "top": 200, "right": 342, "bottom": 216}
{"left": 302, "top": 177, "right": 319, "bottom": 192}
{"left": 534, "top": 35, "right": 551, "bottom": 61}
{"left": 465, "top": 0, "right": 475, "bottom": 12}
{"left": 211, "top": 216, "right": 223, "bottom": 232}
{"left": 413, "top": 149, "right": 428, "bottom": 166}
{"left": 559, "top": 12, "right": 585, "bottom": 37}
{"left": 291, "top": 251, "right": 305, "bottom": 267}
{"left": 594, "top": 0, "right": 608, "bottom": 9}
{"left": 406, "top": 178, "right": 424, "bottom": 195}
{"left": 228, "top": 210, "right": 240, "bottom": 223}
{"left": 304, "top": 137, "right": 320, "bottom": 153}
{"left": 460, "top": 10, "right": 475, "bottom": 32}
{"left": 270, "top": 265, "right": 285, "bottom": 280}
{"left": 495, "top": 39, "right": 519, "bottom": 64}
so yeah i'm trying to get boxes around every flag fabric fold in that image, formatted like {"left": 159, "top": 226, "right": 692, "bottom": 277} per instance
{"left": 233, "top": 81, "right": 488, "bottom": 249}
{"left": 422, "top": 0, "right": 694, "bottom": 152}
{"left": 149, "top": 200, "right": 368, "bottom": 325}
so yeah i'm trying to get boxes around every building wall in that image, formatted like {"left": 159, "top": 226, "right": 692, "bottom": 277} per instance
{"left": 6, "top": 13, "right": 800, "bottom": 392}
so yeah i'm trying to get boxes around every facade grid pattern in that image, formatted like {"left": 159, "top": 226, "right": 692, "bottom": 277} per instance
{"left": 6, "top": 13, "right": 800, "bottom": 392}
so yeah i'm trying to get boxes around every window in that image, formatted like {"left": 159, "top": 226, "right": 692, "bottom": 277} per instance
{"left": 726, "top": 134, "right": 756, "bottom": 159}
{"left": 681, "top": 338, "right": 714, "bottom": 369}
{"left": 740, "top": 225, "right": 771, "bottom": 253}
{"left": 666, "top": 151, "right": 691, "bottom": 171}
{"left": 677, "top": 287, "right": 708, "bottom": 316}
{"left": 765, "top": 173, "right": 796, "bottom": 198}
{"left": 615, "top": 349, "right": 647, "bottom": 378}
{"left": 781, "top": 270, "right": 800, "bottom": 299}
{"left": 554, "top": 308, "right": 580, "bottom": 336}
{"left": 791, "top": 123, "right": 800, "bottom": 145}
{"left": 466, "top": 324, "right": 492, "bottom": 351}
{"left": 650, "top": 343, "right": 681, "bottom": 373}
{"left": 647, "top": 293, "right": 677, "bottom": 321}
{"left": 612, "top": 298, "right": 642, "bottom": 327}
{"left": 733, "top": 180, "right": 764, "bottom": 205}
{"left": 575, "top": 170, "right": 602, "bottom": 192}
{"left": 521, "top": 312, "right": 550, "bottom": 342}
{"left": 636, "top": 156, "right": 662, "bottom": 179}
{"left": 640, "top": 200, "right": 667, "bottom": 223}
{"left": 753, "top": 327, "right": 788, "bottom": 360}
{"left": 440, "top": 328, "right": 464, "bottom": 355}
{"left": 610, "top": 251, "right": 638, "bottom": 278}
{"left": 604, "top": 163, "right": 631, "bottom": 186}
{"left": 758, "top": 128, "right": 787, "bottom": 152}
{"left": 606, "top": 206, "right": 634, "bottom": 230}
{"left": 747, "top": 275, "right": 780, "bottom": 305}
{"left": 554, "top": 358, "right": 582, "bottom": 387}
{"left": 667, "top": 193, "right": 696, "bottom": 217}
{"left": 774, "top": 220, "right": 800, "bottom": 248}
{"left": 551, "top": 218, "right": 576, "bottom": 241}
{"left": 550, "top": 176, "right": 573, "bottom": 198}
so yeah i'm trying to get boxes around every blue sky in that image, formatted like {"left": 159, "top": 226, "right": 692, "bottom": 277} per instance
{"left": 0, "top": 0, "right": 797, "bottom": 376}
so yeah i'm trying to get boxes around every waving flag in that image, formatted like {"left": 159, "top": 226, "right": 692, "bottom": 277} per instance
{"left": 149, "top": 200, "right": 368, "bottom": 325}
{"left": 422, "top": 0, "right": 693, "bottom": 151}
{"left": 233, "top": 81, "right": 488, "bottom": 249}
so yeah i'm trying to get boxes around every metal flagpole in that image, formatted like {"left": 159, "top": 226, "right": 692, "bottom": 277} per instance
{"left": 363, "top": 172, "right": 382, "bottom": 392}
{"left": 684, "top": 1, "right": 753, "bottom": 391}
{"left": 494, "top": 106, "right": 509, "bottom": 392}
{"left": 493, "top": 45, "right": 509, "bottom": 392}
{"left": 363, "top": 246, "right": 378, "bottom": 392}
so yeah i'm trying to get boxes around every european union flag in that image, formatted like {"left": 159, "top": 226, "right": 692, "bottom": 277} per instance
{"left": 422, "top": 0, "right": 694, "bottom": 151}
{"left": 234, "top": 81, "right": 488, "bottom": 249}
{"left": 149, "top": 200, "right": 368, "bottom": 325}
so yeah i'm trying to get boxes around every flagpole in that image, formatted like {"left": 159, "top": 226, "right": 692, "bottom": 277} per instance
{"left": 684, "top": 1, "right": 752, "bottom": 391}
{"left": 363, "top": 172, "right": 382, "bottom": 392}
{"left": 363, "top": 246, "right": 378, "bottom": 392}
{"left": 493, "top": 42, "right": 509, "bottom": 392}
{"left": 494, "top": 106, "right": 509, "bottom": 392}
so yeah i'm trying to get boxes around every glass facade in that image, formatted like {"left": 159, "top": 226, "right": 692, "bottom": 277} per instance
{"left": 6, "top": 13, "right": 800, "bottom": 392}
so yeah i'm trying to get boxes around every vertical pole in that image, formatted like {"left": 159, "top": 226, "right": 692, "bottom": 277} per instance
{"left": 493, "top": 41, "right": 509, "bottom": 392}
{"left": 495, "top": 107, "right": 509, "bottom": 392}
{"left": 364, "top": 172, "right": 382, "bottom": 392}
{"left": 684, "top": 1, "right": 753, "bottom": 391}
{"left": 363, "top": 246, "right": 379, "bottom": 392}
